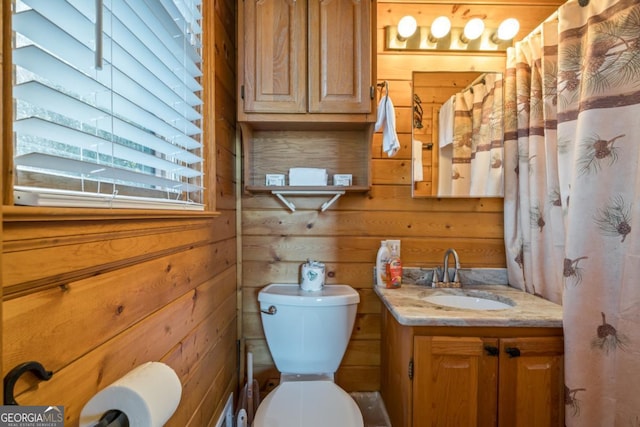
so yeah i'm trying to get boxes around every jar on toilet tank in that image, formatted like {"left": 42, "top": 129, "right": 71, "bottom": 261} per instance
{"left": 300, "top": 260, "right": 325, "bottom": 291}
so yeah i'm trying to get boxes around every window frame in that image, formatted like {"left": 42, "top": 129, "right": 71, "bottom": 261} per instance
{"left": 2, "top": 0, "right": 218, "bottom": 218}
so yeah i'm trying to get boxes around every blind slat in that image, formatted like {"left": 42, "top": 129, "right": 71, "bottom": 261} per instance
{"left": 16, "top": 81, "right": 202, "bottom": 148}
{"left": 123, "top": 0, "right": 201, "bottom": 75}
{"left": 16, "top": 153, "right": 202, "bottom": 193}
{"left": 15, "top": 118, "right": 202, "bottom": 176}
{"left": 111, "top": 0, "right": 203, "bottom": 92}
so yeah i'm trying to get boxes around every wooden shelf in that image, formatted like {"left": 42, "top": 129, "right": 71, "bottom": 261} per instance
{"left": 245, "top": 185, "right": 370, "bottom": 193}
{"left": 239, "top": 124, "right": 374, "bottom": 212}
{"left": 245, "top": 186, "right": 370, "bottom": 212}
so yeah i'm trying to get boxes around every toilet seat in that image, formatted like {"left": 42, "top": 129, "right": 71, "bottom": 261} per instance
{"left": 253, "top": 380, "right": 363, "bottom": 427}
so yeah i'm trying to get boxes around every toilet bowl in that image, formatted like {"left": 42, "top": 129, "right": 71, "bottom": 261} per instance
{"left": 253, "top": 379, "right": 362, "bottom": 427}
{"left": 253, "top": 283, "right": 363, "bottom": 427}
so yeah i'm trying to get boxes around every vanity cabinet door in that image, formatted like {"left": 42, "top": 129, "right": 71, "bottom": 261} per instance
{"left": 308, "top": 0, "right": 372, "bottom": 113}
{"left": 242, "top": 0, "right": 307, "bottom": 113}
{"left": 412, "top": 336, "right": 498, "bottom": 427}
{"left": 498, "top": 337, "right": 565, "bottom": 427}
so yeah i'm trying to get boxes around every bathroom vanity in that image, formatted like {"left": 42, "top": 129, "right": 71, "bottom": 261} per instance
{"left": 375, "top": 283, "right": 564, "bottom": 427}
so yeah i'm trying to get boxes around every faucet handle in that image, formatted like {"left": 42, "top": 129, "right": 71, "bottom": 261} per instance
{"left": 442, "top": 266, "right": 451, "bottom": 283}
{"left": 452, "top": 269, "right": 461, "bottom": 284}
{"left": 431, "top": 267, "right": 439, "bottom": 287}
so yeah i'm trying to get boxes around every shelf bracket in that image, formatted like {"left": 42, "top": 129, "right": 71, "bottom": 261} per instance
{"left": 273, "top": 192, "right": 297, "bottom": 212}
{"left": 271, "top": 190, "right": 346, "bottom": 212}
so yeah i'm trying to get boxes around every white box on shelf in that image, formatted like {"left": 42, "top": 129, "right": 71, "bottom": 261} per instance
{"left": 289, "top": 168, "right": 328, "bottom": 186}
{"left": 265, "top": 174, "right": 286, "bottom": 186}
{"left": 333, "top": 174, "right": 352, "bottom": 186}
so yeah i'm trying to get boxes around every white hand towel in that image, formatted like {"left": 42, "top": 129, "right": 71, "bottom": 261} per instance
{"left": 412, "top": 139, "right": 424, "bottom": 182}
{"left": 439, "top": 95, "right": 455, "bottom": 148}
{"left": 374, "top": 95, "right": 400, "bottom": 157}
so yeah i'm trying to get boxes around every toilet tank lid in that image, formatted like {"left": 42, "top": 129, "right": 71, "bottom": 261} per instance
{"left": 258, "top": 284, "right": 360, "bottom": 306}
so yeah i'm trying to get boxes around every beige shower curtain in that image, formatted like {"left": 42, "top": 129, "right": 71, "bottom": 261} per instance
{"left": 451, "top": 91, "right": 473, "bottom": 196}
{"left": 446, "top": 76, "right": 504, "bottom": 197}
{"left": 470, "top": 73, "right": 504, "bottom": 196}
{"left": 504, "top": 0, "right": 640, "bottom": 424}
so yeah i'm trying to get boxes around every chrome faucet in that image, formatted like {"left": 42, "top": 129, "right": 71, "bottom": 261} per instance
{"left": 432, "top": 248, "right": 461, "bottom": 288}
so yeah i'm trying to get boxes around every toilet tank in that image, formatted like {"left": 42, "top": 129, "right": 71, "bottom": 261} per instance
{"left": 258, "top": 284, "right": 360, "bottom": 375}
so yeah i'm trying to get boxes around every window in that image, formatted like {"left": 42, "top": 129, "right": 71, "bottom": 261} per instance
{"left": 12, "top": 0, "right": 204, "bottom": 210}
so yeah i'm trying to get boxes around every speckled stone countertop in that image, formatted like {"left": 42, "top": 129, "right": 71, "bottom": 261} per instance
{"left": 374, "top": 268, "right": 563, "bottom": 328}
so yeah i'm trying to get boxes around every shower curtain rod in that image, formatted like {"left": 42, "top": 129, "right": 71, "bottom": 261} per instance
{"left": 462, "top": 73, "right": 487, "bottom": 93}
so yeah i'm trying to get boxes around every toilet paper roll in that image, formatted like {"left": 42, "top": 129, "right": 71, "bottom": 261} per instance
{"left": 79, "top": 362, "right": 182, "bottom": 427}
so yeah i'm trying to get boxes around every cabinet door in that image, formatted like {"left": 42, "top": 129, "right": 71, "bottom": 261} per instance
{"left": 498, "top": 337, "right": 564, "bottom": 427}
{"left": 308, "top": 0, "right": 372, "bottom": 113}
{"left": 413, "top": 336, "right": 498, "bottom": 427}
{"left": 243, "top": 0, "right": 307, "bottom": 113}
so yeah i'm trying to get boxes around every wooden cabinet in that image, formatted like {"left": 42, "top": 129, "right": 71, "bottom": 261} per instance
{"left": 239, "top": 0, "right": 374, "bottom": 119}
{"left": 238, "top": 0, "right": 376, "bottom": 205}
{"left": 381, "top": 310, "right": 564, "bottom": 427}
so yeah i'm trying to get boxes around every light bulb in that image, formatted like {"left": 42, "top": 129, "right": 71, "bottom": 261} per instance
{"left": 463, "top": 18, "right": 485, "bottom": 41}
{"left": 497, "top": 18, "right": 520, "bottom": 40}
{"left": 397, "top": 15, "right": 418, "bottom": 40}
{"left": 430, "top": 16, "right": 451, "bottom": 39}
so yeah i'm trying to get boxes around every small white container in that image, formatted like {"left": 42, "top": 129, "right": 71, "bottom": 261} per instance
{"left": 266, "top": 174, "right": 285, "bottom": 186}
{"left": 333, "top": 174, "right": 352, "bottom": 186}
{"left": 300, "top": 260, "right": 325, "bottom": 291}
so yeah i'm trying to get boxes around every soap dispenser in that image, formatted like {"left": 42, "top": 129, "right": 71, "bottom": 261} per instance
{"left": 375, "top": 241, "right": 390, "bottom": 287}
{"left": 385, "top": 243, "right": 402, "bottom": 288}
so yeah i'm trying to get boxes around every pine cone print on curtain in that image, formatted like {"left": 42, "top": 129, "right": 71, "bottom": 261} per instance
{"left": 591, "top": 312, "right": 629, "bottom": 354}
{"left": 530, "top": 204, "right": 546, "bottom": 232}
{"left": 565, "top": 385, "right": 587, "bottom": 417}
{"left": 579, "top": 133, "right": 624, "bottom": 175}
{"left": 594, "top": 194, "right": 632, "bottom": 242}
{"left": 563, "top": 256, "right": 588, "bottom": 287}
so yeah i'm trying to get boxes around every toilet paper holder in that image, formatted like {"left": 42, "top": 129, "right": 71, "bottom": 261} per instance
{"left": 3, "top": 361, "right": 53, "bottom": 405}
{"left": 3, "top": 361, "right": 127, "bottom": 427}
{"left": 94, "top": 409, "right": 128, "bottom": 427}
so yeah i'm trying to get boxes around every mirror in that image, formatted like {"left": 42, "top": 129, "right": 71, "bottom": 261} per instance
{"left": 412, "top": 71, "right": 504, "bottom": 198}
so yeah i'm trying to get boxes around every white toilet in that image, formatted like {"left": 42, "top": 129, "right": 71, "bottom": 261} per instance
{"left": 253, "top": 283, "right": 364, "bottom": 427}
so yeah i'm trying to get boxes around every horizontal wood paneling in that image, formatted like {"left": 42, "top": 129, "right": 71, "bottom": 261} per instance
{"left": 3, "top": 242, "right": 236, "bottom": 384}
{"left": 8, "top": 263, "right": 236, "bottom": 423}
{"left": 3, "top": 214, "right": 236, "bottom": 294}
{"left": 242, "top": 210, "right": 503, "bottom": 238}
{"left": 243, "top": 236, "right": 505, "bottom": 266}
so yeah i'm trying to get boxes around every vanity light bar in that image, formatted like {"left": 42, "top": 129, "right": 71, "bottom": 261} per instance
{"left": 385, "top": 18, "right": 519, "bottom": 52}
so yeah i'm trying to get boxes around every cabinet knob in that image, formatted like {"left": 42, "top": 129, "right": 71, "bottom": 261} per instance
{"left": 483, "top": 345, "right": 499, "bottom": 356}
{"left": 505, "top": 347, "right": 521, "bottom": 358}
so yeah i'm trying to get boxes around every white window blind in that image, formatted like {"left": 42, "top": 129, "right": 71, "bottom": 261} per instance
{"left": 12, "top": 0, "right": 204, "bottom": 210}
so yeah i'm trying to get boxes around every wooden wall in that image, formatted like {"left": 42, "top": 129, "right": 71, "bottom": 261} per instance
{"left": 1, "top": 2, "right": 238, "bottom": 426}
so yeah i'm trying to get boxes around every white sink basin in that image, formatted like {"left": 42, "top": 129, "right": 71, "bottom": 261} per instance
{"left": 423, "top": 292, "right": 514, "bottom": 310}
